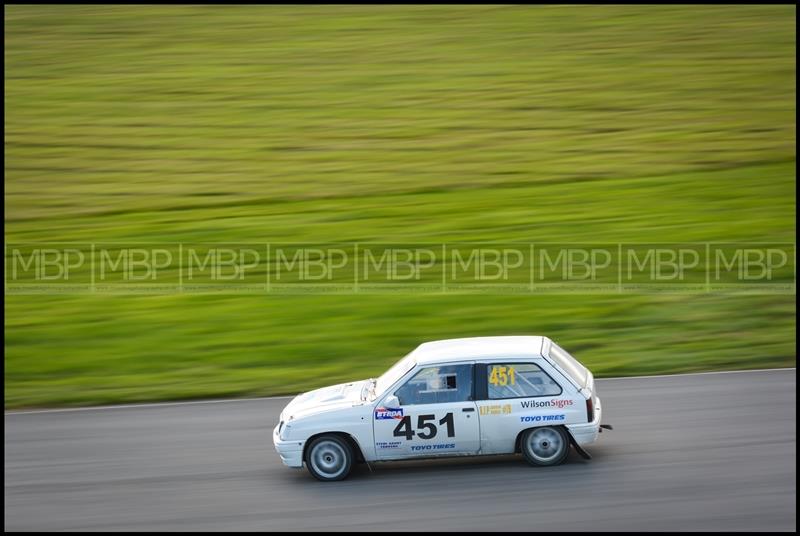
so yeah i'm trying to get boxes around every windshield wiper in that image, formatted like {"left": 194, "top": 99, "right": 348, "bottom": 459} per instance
{"left": 361, "top": 378, "right": 377, "bottom": 401}
{"left": 364, "top": 378, "right": 377, "bottom": 401}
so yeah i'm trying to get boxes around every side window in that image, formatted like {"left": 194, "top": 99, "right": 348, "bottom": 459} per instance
{"left": 394, "top": 364, "right": 473, "bottom": 405}
{"left": 487, "top": 363, "right": 562, "bottom": 399}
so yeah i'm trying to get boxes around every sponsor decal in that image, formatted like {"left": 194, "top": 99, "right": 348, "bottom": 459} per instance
{"left": 479, "top": 404, "right": 513, "bottom": 416}
{"left": 520, "top": 398, "right": 574, "bottom": 409}
{"left": 410, "top": 443, "right": 456, "bottom": 451}
{"left": 375, "top": 407, "right": 404, "bottom": 420}
{"left": 520, "top": 414, "right": 566, "bottom": 423}
{"left": 376, "top": 441, "right": 402, "bottom": 449}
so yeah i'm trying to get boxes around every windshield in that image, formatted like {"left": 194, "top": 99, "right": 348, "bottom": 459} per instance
{"left": 374, "top": 353, "right": 416, "bottom": 397}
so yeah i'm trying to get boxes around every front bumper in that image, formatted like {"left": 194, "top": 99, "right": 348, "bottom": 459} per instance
{"left": 566, "top": 395, "right": 603, "bottom": 446}
{"left": 273, "top": 422, "right": 305, "bottom": 468}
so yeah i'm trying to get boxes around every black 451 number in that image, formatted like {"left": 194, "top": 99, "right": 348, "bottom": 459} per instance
{"left": 393, "top": 413, "right": 455, "bottom": 440}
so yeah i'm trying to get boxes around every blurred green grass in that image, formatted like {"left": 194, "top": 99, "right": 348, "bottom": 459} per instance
{"left": 4, "top": 5, "right": 796, "bottom": 408}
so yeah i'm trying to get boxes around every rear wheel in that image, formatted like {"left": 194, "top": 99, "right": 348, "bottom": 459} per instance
{"left": 305, "top": 435, "right": 353, "bottom": 481}
{"left": 521, "top": 426, "right": 569, "bottom": 466}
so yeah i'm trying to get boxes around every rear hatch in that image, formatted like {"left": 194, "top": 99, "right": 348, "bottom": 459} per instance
{"left": 546, "top": 341, "right": 597, "bottom": 421}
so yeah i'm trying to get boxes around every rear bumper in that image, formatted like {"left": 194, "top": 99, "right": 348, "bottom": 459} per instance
{"left": 566, "top": 396, "right": 602, "bottom": 446}
{"left": 273, "top": 423, "right": 305, "bottom": 468}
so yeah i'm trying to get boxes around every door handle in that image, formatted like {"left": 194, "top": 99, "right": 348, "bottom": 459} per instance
{"left": 462, "top": 407, "right": 475, "bottom": 412}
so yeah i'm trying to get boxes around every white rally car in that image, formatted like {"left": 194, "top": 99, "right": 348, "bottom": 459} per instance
{"left": 273, "top": 336, "right": 610, "bottom": 481}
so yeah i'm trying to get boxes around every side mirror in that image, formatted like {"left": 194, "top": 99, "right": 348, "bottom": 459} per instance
{"left": 383, "top": 394, "right": 401, "bottom": 408}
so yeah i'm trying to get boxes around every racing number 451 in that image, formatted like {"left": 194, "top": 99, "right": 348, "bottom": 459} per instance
{"left": 489, "top": 365, "right": 516, "bottom": 386}
{"left": 393, "top": 413, "right": 455, "bottom": 440}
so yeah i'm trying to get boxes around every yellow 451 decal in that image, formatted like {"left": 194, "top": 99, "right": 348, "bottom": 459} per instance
{"left": 489, "top": 365, "right": 516, "bottom": 386}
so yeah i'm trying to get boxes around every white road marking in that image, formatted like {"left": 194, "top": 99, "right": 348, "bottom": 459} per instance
{"left": 597, "top": 367, "right": 796, "bottom": 381}
{"left": 4, "top": 367, "right": 795, "bottom": 416}
{"left": 4, "top": 395, "right": 295, "bottom": 415}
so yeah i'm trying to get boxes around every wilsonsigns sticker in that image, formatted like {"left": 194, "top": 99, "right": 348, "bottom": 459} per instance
{"left": 375, "top": 407, "right": 404, "bottom": 420}
{"left": 520, "top": 398, "right": 574, "bottom": 409}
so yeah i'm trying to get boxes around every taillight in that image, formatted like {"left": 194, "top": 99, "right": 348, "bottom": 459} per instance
{"left": 586, "top": 397, "right": 594, "bottom": 423}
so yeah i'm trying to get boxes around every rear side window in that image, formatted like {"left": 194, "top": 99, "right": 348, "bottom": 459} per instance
{"left": 548, "top": 343, "right": 588, "bottom": 387}
{"left": 487, "top": 363, "right": 562, "bottom": 399}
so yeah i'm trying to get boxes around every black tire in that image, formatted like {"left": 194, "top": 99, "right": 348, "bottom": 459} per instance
{"left": 520, "top": 426, "right": 569, "bottom": 467}
{"left": 305, "top": 435, "right": 354, "bottom": 481}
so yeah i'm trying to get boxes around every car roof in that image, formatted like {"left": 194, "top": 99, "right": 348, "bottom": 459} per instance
{"left": 409, "top": 336, "right": 549, "bottom": 365}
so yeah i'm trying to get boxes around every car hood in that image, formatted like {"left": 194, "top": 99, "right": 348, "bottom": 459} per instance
{"left": 280, "top": 380, "right": 369, "bottom": 421}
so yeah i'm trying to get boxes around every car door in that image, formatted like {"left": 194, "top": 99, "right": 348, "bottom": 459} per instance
{"left": 373, "top": 362, "right": 480, "bottom": 460}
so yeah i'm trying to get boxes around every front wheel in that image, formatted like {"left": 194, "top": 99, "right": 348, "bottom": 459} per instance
{"left": 305, "top": 435, "right": 354, "bottom": 481}
{"left": 521, "top": 426, "right": 569, "bottom": 466}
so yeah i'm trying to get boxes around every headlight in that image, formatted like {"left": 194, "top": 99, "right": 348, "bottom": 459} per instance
{"left": 280, "top": 423, "right": 291, "bottom": 440}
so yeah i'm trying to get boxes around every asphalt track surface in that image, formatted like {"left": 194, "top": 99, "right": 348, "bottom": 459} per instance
{"left": 4, "top": 369, "right": 796, "bottom": 531}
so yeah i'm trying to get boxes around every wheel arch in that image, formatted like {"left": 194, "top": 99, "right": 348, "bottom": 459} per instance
{"left": 514, "top": 424, "right": 574, "bottom": 453}
{"left": 302, "top": 431, "right": 366, "bottom": 464}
